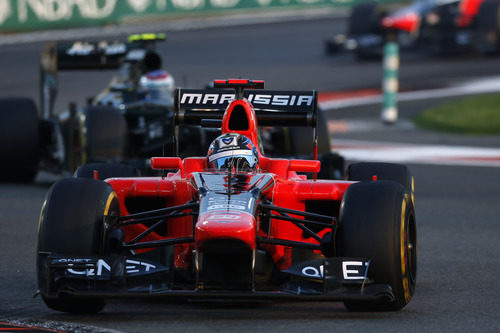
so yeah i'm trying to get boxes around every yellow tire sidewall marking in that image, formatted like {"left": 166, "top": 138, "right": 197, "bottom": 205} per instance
{"left": 400, "top": 196, "right": 411, "bottom": 303}
{"left": 411, "top": 176, "right": 415, "bottom": 206}
{"left": 104, "top": 191, "right": 118, "bottom": 216}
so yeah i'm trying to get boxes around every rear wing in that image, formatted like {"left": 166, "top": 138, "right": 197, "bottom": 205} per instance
{"left": 39, "top": 33, "right": 166, "bottom": 118}
{"left": 174, "top": 80, "right": 319, "bottom": 162}
{"left": 54, "top": 41, "right": 129, "bottom": 70}
{"left": 49, "top": 33, "right": 166, "bottom": 70}
{"left": 174, "top": 89, "right": 318, "bottom": 127}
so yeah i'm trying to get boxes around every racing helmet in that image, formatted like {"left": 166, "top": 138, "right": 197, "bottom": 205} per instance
{"left": 207, "top": 133, "right": 259, "bottom": 172}
{"left": 139, "top": 52, "right": 175, "bottom": 104}
{"left": 139, "top": 70, "right": 175, "bottom": 103}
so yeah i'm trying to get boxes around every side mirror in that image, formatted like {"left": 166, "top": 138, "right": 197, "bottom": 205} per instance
{"left": 150, "top": 157, "right": 182, "bottom": 170}
{"left": 288, "top": 159, "right": 321, "bottom": 173}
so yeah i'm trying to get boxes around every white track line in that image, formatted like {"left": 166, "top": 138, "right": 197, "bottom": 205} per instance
{"left": 320, "top": 76, "right": 500, "bottom": 110}
{"left": 333, "top": 139, "right": 500, "bottom": 167}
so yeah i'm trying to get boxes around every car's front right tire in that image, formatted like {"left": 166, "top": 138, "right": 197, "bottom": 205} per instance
{"left": 339, "top": 180, "right": 417, "bottom": 311}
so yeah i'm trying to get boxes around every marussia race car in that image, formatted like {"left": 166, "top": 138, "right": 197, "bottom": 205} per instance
{"left": 36, "top": 79, "right": 417, "bottom": 313}
{"left": 325, "top": 0, "right": 500, "bottom": 58}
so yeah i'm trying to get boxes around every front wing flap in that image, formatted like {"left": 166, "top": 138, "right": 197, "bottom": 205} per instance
{"left": 41, "top": 255, "right": 393, "bottom": 303}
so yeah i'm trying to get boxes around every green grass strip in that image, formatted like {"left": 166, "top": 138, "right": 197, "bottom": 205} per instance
{"left": 413, "top": 93, "right": 500, "bottom": 135}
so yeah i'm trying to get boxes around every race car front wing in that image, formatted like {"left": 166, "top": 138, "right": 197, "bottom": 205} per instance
{"left": 40, "top": 254, "right": 394, "bottom": 303}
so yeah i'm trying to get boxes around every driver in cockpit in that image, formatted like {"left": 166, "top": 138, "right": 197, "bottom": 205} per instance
{"left": 138, "top": 51, "right": 175, "bottom": 105}
{"left": 207, "top": 133, "right": 259, "bottom": 172}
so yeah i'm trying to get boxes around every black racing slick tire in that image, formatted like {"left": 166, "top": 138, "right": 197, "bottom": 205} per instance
{"left": 324, "top": 36, "right": 344, "bottom": 55}
{"left": 75, "top": 162, "right": 139, "bottom": 180}
{"left": 339, "top": 181, "right": 417, "bottom": 311}
{"left": 474, "top": 0, "right": 500, "bottom": 54}
{"left": 0, "top": 98, "right": 39, "bottom": 182}
{"left": 318, "top": 152, "right": 345, "bottom": 180}
{"left": 37, "top": 178, "right": 120, "bottom": 313}
{"left": 288, "top": 107, "right": 331, "bottom": 156}
{"left": 84, "top": 106, "right": 126, "bottom": 164}
{"left": 347, "top": 162, "right": 415, "bottom": 205}
{"left": 348, "top": 1, "right": 386, "bottom": 59}
{"left": 348, "top": 1, "right": 381, "bottom": 35}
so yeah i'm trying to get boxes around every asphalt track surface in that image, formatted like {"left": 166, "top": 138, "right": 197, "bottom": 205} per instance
{"left": 1, "top": 14, "right": 500, "bottom": 332}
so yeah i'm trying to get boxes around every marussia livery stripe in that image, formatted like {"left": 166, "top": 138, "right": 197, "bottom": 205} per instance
{"left": 208, "top": 149, "right": 253, "bottom": 162}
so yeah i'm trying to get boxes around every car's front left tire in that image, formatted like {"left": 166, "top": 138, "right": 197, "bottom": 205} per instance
{"left": 37, "top": 178, "right": 120, "bottom": 313}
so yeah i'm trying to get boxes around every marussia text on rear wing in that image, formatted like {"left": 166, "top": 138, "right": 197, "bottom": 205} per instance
{"left": 175, "top": 88, "right": 318, "bottom": 127}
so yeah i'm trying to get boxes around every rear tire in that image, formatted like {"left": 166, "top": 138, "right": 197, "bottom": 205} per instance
{"left": 318, "top": 152, "right": 345, "bottom": 180}
{"left": 0, "top": 98, "right": 39, "bottom": 182}
{"left": 288, "top": 107, "right": 331, "bottom": 156}
{"left": 340, "top": 181, "right": 417, "bottom": 311}
{"left": 37, "top": 178, "right": 120, "bottom": 313}
{"left": 348, "top": 1, "right": 385, "bottom": 59}
{"left": 347, "top": 162, "right": 414, "bottom": 205}
{"left": 348, "top": 1, "right": 381, "bottom": 35}
{"left": 324, "top": 35, "right": 345, "bottom": 55}
{"left": 84, "top": 106, "right": 126, "bottom": 163}
{"left": 474, "top": 0, "right": 500, "bottom": 54}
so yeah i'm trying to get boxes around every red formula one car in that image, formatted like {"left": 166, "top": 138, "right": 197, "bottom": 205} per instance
{"left": 326, "top": 0, "right": 500, "bottom": 58}
{"left": 36, "top": 80, "right": 417, "bottom": 313}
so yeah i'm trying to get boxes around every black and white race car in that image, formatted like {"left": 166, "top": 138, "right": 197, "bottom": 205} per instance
{"left": 1, "top": 33, "right": 182, "bottom": 181}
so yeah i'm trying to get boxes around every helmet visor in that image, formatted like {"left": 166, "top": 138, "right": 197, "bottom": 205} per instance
{"left": 208, "top": 149, "right": 257, "bottom": 171}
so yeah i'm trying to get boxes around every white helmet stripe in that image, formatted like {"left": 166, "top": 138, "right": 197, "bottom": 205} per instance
{"left": 208, "top": 149, "right": 253, "bottom": 162}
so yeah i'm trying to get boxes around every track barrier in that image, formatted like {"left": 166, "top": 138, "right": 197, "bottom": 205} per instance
{"left": 0, "top": 0, "right": 406, "bottom": 33}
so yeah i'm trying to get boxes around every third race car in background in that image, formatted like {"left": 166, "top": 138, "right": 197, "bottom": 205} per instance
{"left": 325, "top": 0, "right": 500, "bottom": 58}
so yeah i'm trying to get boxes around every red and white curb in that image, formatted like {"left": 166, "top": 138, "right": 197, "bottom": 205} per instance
{"left": 0, "top": 321, "right": 64, "bottom": 332}
{"left": 318, "top": 76, "right": 500, "bottom": 110}
{"left": 332, "top": 139, "right": 500, "bottom": 167}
